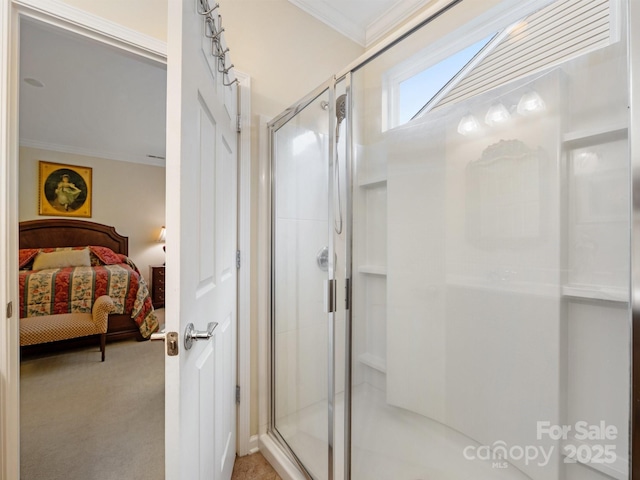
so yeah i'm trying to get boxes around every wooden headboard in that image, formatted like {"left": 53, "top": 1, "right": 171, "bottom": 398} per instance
{"left": 19, "top": 219, "right": 128, "bottom": 256}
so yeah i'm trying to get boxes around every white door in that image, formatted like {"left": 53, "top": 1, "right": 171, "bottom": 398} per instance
{"left": 165, "top": 0, "right": 238, "bottom": 479}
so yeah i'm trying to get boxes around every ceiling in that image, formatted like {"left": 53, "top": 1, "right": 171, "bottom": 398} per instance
{"left": 18, "top": 1, "right": 431, "bottom": 166}
{"left": 288, "top": 0, "right": 433, "bottom": 47}
{"left": 19, "top": 18, "right": 167, "bottom": 167}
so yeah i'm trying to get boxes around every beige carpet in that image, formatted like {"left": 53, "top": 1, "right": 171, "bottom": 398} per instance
{"left": 21, "top": 307, "right": 282, "bottom": 480}
{"left": 20, "top": 336, "right": 165, "bottom": 479}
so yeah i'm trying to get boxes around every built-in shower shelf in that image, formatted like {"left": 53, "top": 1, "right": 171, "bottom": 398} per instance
{"left": 562, "top": 123, "right": 628, "bottom": 147}
{"left": 562, "top": 285, "right": 628, "bottom": 303}
{"left": 358, "top": 265, "right": 387, "bottom": 276}
{"left": 358, "top": 352, "right": 386, "bottom": 373}
{"left": 358, "top": 175, "right": 387, "bottom": 188}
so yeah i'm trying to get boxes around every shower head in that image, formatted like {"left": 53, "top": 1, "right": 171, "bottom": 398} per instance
{"left": 335, "top": 94, "right": 347, "bottom": 142}
{"left": 336, "top": 94, "right": 347, "bottom": 127}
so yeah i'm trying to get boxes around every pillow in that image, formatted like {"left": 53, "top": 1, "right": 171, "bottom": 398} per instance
{"left": 39, "top": 246, "right": 84, "bottom": 253}
{"left": 19, "top": 249, "right": 40, "bottom": 269}
{"left": 32, "top": 248, "right": 91, "bottom": 270}
{"left": 89, "top": 246, "right": 123, "bottom": 265}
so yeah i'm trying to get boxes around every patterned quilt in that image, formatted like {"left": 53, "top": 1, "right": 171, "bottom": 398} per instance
{"left": 19, "top": 262, "right": 159, "bottom": 338}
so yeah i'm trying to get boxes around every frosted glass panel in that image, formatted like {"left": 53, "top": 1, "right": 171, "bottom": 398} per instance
{"left": 350, "top": 0, "right": 630, "bottom": 479}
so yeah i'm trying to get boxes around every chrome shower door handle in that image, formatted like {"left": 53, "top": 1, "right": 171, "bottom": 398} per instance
{"left": 184, "top": 321, "right": 218, "bottom": 350}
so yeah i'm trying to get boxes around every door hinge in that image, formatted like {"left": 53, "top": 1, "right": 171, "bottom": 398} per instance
{"left": 236, "top": 114, "right": 241, "bottom": 133}
{"left": 236, "top": 250, "right": 241, "bottom": 269}
{"left": 236, "top": 385, "right": 241, "bottom": 404}
{"left": 6, "top": 301, "right": 13, "bottom": 318}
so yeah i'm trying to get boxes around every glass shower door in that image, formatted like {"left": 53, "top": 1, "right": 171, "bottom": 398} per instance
{"left": 271, "top": 88, "right": 333, "bottom": 479}
{"left": 348, "top": 0, "right": 631, "bottom": 479}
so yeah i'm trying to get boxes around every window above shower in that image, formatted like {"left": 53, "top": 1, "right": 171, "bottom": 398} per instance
{"left": 382, "top": 0, "right": 620, "bottom": 132}
{"left": 395, "top": 33, "right": 497, "bottom": 125}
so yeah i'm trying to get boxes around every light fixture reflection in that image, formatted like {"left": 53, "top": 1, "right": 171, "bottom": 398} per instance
{"left": 457, "top": 114, "right": 481, "bottom": 135}
{"left": 158, "top": 226, "right": 166, "bottom": 265}
{"left": 485, "top": 103, "right": 511, "bottom": 126}
{"left": 517, "top": 90, "right": 546, "bottom": 115}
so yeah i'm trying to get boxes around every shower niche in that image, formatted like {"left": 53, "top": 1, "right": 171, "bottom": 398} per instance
{"left": 352, "top": 139, "right": 388, "bottom": 389}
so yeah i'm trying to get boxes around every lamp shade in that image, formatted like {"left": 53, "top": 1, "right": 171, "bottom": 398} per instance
{"left": 157, "top": 226, "right": 166, "bottom": 243}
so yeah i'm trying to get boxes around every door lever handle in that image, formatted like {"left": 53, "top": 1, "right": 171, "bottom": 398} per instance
{"left": 184, "top": 322, "right": 218, "bottom": 350}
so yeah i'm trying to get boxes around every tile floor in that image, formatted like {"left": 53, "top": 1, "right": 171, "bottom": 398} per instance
{"left": 231, "top": 452, "right": 282, "bottom": 480}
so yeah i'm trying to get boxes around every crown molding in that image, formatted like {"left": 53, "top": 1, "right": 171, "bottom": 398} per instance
{"left": 288, "top": 0, "right": 438, "bottom": 48}
{"left": 12, "top": 0, "right": 167, "bottom": 62}
{"left": 20, "top": 138, "right": 166, "bottom": 167}
{"left": 366, "top": 0, "right": 431, "bottom": 46}
{"left": 288, "top": 0, "right": 366, "bottom": 46}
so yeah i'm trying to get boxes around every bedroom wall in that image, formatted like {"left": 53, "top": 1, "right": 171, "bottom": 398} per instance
{"left": 19, "top": 147, "right": 166, "bottom": 283}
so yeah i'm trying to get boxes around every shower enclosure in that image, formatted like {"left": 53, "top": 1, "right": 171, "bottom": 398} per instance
{"left": 267, "top": 0, "right": 636, "bottom": 478}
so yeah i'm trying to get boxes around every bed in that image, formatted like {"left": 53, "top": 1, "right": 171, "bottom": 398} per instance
{"left": 19, "top": 219, "right": 159, "bottom": 343}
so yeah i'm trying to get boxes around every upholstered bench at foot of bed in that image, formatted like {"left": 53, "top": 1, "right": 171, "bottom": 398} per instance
{"left": 20, "top": 295, "right": 115, "bottom": 361}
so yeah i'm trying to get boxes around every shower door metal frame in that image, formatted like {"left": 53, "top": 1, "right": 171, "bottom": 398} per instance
{"left": 629, "top": 0, "right": 640, "bottom": 477}
{"left": 335, "top": 72, "right": 353, "bottom": 480}
{"left": 268, "top": 77, "right": 340, "bottom": 480}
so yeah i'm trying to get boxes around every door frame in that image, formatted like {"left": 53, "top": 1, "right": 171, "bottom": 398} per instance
{"left": 235, "top": 69, "right": 253, "bottom": 457}
{"left": 0, "top": 2, "right": 252, "bottom": 477}
{"left": 0, "top": 5, "right": 165, "bottom": 479}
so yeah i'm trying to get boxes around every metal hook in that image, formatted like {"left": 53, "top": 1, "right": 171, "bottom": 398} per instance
{"left": 197, "top": 0, "right": 235, "bottom": 87}
{"left": 207, "top": 26, "right": 225, "bottom": 46}
{"left": 212, "top": 27, "right": 225, "bottom": 40}
{"left": 204, "top": 16, "right": 216, "bottom": 38}
{"left": 217, "top": 56, "right": 228, "bottom": 73}
{"left": 197, "top": 0, "right": 219, "bottom": 16}
{"left": 223, "top": 77, "right": 239, "bottom": 87}
{"left": 213, "top": 47, "right": 230, "bottom": 59}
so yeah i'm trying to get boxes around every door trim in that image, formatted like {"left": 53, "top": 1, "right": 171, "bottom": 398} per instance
{"left": 0, "top": 0, "right": 19, "bottom": 477}
{"left": 235, "top": 69, "right": 253, "bottom": 457}
{"left": 12, "top": 0, "right": 165, "bottom": 61}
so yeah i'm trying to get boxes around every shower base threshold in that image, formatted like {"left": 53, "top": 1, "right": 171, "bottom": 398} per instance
{"left": 271, "top": 383, "right": 534, "bottom": 480}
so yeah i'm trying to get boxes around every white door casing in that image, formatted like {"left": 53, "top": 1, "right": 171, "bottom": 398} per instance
{"left": 165, "top": 1, "right": 237, "bottom": 479}
{"left": 0, "top": 0, "right": 20, "bottom": 477}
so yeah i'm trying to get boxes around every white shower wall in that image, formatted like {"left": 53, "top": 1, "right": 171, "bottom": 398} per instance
{"left": 274, "top": 125, "right": 330, "bottom": 422}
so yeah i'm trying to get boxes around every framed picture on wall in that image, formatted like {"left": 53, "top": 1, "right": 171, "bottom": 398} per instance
{"left": 39, "top": 161, "right": 92, "bottom": 217}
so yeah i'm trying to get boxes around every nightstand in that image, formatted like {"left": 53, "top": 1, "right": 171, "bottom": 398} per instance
{"left": 149, "top": 265, "right": 165, "bottom": 309}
